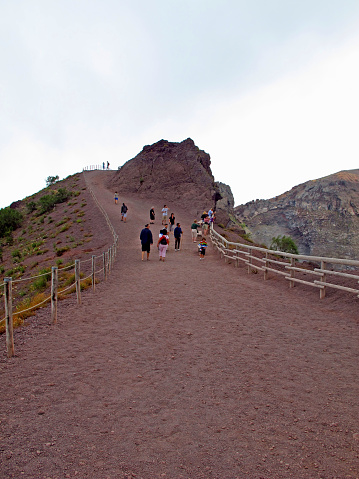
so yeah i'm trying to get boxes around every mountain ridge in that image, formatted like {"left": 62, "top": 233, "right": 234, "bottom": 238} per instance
{"left": 234, "top": 168, "right": 359, "bottom": 259}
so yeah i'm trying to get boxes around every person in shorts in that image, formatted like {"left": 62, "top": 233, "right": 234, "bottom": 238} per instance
{"left": 198, "top": 238, "right": 208, "bottom": 260}
{"left": 162, "top": 205, "right": 169, "bottom": 225}
{"left": 191, "top": 220, "right": 199, "bottom": 242}
{"left": 121, "top": 203, "right": 128, "bottom": 222}
{"left": 140, "top": 224, "right": 153, "bottom": 261}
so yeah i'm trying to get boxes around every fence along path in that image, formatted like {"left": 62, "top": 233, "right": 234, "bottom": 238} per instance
{"left": 0, "top": 171, "right": 119, "bottom": 358}
{"left": 1, "top": 170, "right": 359, "bottom": 478}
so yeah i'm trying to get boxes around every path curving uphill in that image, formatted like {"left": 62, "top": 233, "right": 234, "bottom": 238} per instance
{"left": 1, "top": 171, "right": 359, "bottom": 479}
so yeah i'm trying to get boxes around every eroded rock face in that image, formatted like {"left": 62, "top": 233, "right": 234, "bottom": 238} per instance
{"left": 109, "top": 138, "right": 234, "bottom": 224}
{"left": 214, "top": 181, "right": 235, "bottom": 227}
{"left": 234, "top": 170, "right": 359, "bottom": 259}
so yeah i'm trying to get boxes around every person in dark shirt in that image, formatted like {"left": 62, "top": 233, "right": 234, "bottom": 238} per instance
{"left": 174, "top": 223, "right": 183, "bottom": 251}
{"left": 140, "top": 224, "right": 153, "bottom": 261}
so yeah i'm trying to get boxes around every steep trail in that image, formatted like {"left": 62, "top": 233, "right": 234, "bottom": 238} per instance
{"left": 1, "top": 171, "right": 359, "bottom": 479}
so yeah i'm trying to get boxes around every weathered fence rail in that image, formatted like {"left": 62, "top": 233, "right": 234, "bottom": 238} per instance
{"left": 0, "top": 171, "right": 118, "bottom": 358}
{"left": 210, "top": 226, "right": 359, "bottom": 300}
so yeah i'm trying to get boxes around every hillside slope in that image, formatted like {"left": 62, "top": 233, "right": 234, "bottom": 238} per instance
{"left": 235, "top": 169, "right": 359, "bottom": 258}
{"left": 1, "top": 171, "right": 359, "bottom": 478}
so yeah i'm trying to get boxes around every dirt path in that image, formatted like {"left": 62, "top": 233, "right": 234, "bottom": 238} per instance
{"left": 1, "top": 171, "right": 359, "bottom": 479}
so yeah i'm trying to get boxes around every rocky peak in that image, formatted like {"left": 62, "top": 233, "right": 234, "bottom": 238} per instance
{"left": 109, "top": 138, "right": 234, "bottom": 224}
{"left": 235, "top": 169, "right": 359, "bottom": 259}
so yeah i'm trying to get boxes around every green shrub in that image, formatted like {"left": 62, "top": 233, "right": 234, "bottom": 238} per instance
{"left": 12, "top": 249, "right": 22, "bottom": 261}
{"left": 26, "top": 201, "right": 37, "bottom": 213}
{"left": 32, "top": 267, "right": 51, "bottom": 291}
{"left": 37, "top": 188, "right": 72, "bottom": 215}
{"left": 0, "top": 207, "right": 23, "bottom": 238}
{"left": 46, "top": 175, "right": 59, "bottom": 187}
{"left": 270, "top": 235, "right": 299, "bottom": 254}
{"left": 55, "top": 246, "right": 70, "bottom": 256}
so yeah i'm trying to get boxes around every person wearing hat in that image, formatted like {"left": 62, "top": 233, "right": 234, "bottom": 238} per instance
{"left": 140, "top": 224, "right": 153, "bottom": 261}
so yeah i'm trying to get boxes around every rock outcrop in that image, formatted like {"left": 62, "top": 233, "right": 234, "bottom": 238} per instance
{"left": 213, "top": 181, "right": 235, "bottom": 227}
{"left": 109, "top": 138, "right": 234, "bottom": 224}
{"left": 234, "top": 169, "right": 359, "bottom": 260}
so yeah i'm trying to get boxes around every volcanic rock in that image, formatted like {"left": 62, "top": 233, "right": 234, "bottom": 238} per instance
{"left": 109, "top": 138, "right": 234, "bottom": 223}
{"left": 234, "top": 169, "right": 359, "bottom": 260}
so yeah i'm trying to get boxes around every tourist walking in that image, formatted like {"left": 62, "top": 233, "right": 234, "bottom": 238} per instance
{"left": 114, "top": 192, "right": 118, "bottom": 204}
{"left": 157, "top": 228, "right": 169, "bottom": 261}
{"left": 150, "top": 207, "right": 155, "bottom": 224}
{"left": 174, "top": 223, "right": 183, "bottom": 251}
{"left": 198, "top": 237, "right": 208, "bottom": 259}
{"left": 203, "top": 215, "right": 210, "bottom": 236}
{"left": 140, "top": 224, "right": 153, "bottom": 261}
{"left": 169, "top": 213, "right": 175, "bottom": 233}
{"left": 162, "top": 205, "right": 169, "bottom": 225}
{"left": 121, "top": 203, "right": 128, "bottom": 222}
{"left": 191, "top": 220, "right": 199, "bottom": 242}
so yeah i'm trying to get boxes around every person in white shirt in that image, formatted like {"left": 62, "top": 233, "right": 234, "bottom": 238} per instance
{"left": 161, "top": 205, "right": 169, "bottom": 225}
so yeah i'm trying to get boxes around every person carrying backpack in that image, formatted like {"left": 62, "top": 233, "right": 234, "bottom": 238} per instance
{"left": 157, "top": 228, "right": 169, "bottom": 261}
{"left": 121, "top": 203, "right": 128, "bottom": 222}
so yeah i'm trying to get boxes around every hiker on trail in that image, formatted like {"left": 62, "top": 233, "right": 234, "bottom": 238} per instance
{"left": 174, "top": 223, "right": 183, "bottom": 251}
{"left": 150, "top": 207, "right": 155, "bottom": 224}
{"left": 198, "top": 237, "right": 208, "bottom": 260}
{"left": 191, "top": 220, "right": 199, "bottom": 242}
{"left": 203, "top": 215, "right": 210, "bottom": 236}
{"left": 121, "top": 203, "right": 128, "bottom": 222}
{"left": 162, "top": 205, "right": 169, "bottom": 225}
{"left": 208, "top": 208, "right": 213, "bottom": 218}
{"left": 102, "top": 162, "right": 105, "bottom": 170}
{"left": 161, "top": 224, "right": 168, "bottom": 236}
{"left": 201, "top": 211, "right": 208, "bottom": 223}
{"left": 114, "top": 192, "right": 118, "bottom": 204}
{"left": 140, "top": 224, "right": 153, "bottom": 261}
{"left": 107, "top": 161, "right": 110, "bottom": 169}
{"left": 168, "top": 213, "right": 175, "bottom": 233}
{"left": 157, "top": 228, "right": 169, "bottom": 261}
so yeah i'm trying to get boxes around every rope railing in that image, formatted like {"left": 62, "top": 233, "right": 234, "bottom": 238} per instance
{"left": 1, "top": 171, "right": 119, "bottom": 358}
{"left": 210, "top": 225, "right": 359, "bottom": 301}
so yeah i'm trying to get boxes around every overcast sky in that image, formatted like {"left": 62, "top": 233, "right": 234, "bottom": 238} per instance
{"left": 1, "top": 0, "right": 359, "bottom": 209}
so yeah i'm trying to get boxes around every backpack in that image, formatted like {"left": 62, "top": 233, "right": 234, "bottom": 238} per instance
{"left": 160, "top": 235, "right": 167, "bottom": 245}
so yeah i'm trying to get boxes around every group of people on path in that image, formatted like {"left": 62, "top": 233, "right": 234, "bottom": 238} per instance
{"left": 114, "top": 195, "right": 212, "bottom": 261}
{"left": 140, "top": 220, "right": 183, "bottom": 262}
{"left": 140, "top": 208, "right": 211, "bottom": 262}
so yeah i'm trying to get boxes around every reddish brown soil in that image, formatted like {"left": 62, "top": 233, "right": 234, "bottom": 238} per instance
{"left": 1, "top": 171, "right": 359, "bottom": 479}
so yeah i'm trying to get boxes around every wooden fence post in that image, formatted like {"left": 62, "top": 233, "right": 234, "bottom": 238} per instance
{"left": 247, "top": 248, "right": 252, "bottom": 274}
{"left": 289, "top": 257, "right": 295, "bottom": 288}
{"left": 264, "top": 252, "right": 269, "bottom": 280}
{"left": 103, "top": 252, "right": 107, "bottom": 280}
{"left": 51, "top": 267, "right": 58, "bottom": 324}
{"left": 92, "top": 255, "right": 96, "bottom": 290}
{"left": 320, "top": 261, "right": 326, "bottom": 299}
{"left": 108, "top": 248, "right": 111, "bottom": 274}
{"left": 75, "top": 259, "right": 81, "bottom": 305}
{"left": 4, "top": 277, "right": 14, "bottom": 358}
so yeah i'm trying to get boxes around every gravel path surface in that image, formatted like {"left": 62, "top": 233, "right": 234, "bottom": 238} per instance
{"left": 1, "top": 171, "right": 359, "bottom": 479}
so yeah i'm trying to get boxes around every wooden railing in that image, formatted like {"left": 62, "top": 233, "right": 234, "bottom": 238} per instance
{"left": 0, "top": 171, "right": 118, "bottom": 358}
{"left": 210, "top": 226, "right": 359, "bottom": 300}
